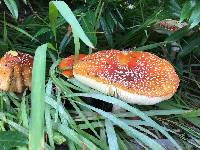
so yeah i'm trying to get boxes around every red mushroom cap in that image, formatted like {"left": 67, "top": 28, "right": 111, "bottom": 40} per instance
{"left": 59, "top": 54, "right": 86, "bottom": 77}
{"left": 73, "top": 50, "right": 180, "bottom": 105}
{"left": 0, "top": 51, "right": 33, "bottom": 93}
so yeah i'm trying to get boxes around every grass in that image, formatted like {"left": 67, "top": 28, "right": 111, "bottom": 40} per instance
{"left": 0, "top": 0, "right": 200, "bottom": 150}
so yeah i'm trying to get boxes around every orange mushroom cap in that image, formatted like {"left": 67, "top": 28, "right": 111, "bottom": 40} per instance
{"left": 73, "top": 50, "right": 180, "bottom": 105}
{"left": 59, "top": 54, "right": 86, "bottom": 77}
{"left": 0, "top": 51, "right": 33, "bottom": 93}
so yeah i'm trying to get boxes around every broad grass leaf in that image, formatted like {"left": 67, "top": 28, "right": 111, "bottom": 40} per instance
{"left": 80, "top": 11, "right": 97, "bottom": 46}
{"left": 29, "top": 43, "right": 48, "bottom": 150}
{"left": 51, "top": 1, "right": 94, "bottom": 48}
{"left": 180, "top": 1, "right": 195, "bottom": 22}
{"left": 189, "top": 1, "right": 200, "bottom": 28}
{"left": 0, "top": 131, "right": 27, "bottom": 150}
{"left": 3, "top": 0, "right": 18, "bottom": 19}
{"left": 49, "top": 3, "right": 59, "bottom": 38}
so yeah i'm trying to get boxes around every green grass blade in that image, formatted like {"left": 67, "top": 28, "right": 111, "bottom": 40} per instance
{"left": 3, "top": 0, "right": 18, "bottom": 19}
{"left": 180, "top": 1, "right": 195, "bottom": 22}
{"left": 33, "top": 27, "right": 50, "bottom": 39}
{"left": 45, "top": 104, "right": 54, "bottom": 148}
{"left": 4, "top": 22, "right": 39, "bottom": 42}
{"left": 100, "top": 17, "right": 114, "bottom": 47}
{"left": 20, "top": 91, "right": 29, "bottom": 128}
{"left": 49, "top": 3, "right": 58, "bottom": 39}
{"left": 70, "top": 101, "right": 100, "bottom": 138}
{"left": 57, "top": 124, "right": 99, "bottom": 150}
{"left": 45, "top": 96, "right": 108, "bottom": 149}
{"left": 133, "top": 41, "right": 169, "bottom": 51}
{"left": 45, "top": 80, "right": 55, "bottom": 148}
{"left": 68, "top": 141, "right": 77, "bottom": 150}
{"left": 51, "top": 1, "right": 94, "bottom": 48}
{"left": 189, "top": 1, "right": 200, "bottom": 28}
{"left": 68, "top": 93, "right": 181, "bottom": 149}
{"left": 0, "top": 131, "right": 28, "bottom": 150}
{"left": 73, "top": 100, "right": 165, "bottom": 149}
{"left": 45, "top": 95, "right": 73, "bottom": 126}
{"left": 116, "top": 135, "right": 128, "bottom": 150}
{"left": 29, "top": 44, "right": 48, "bottom": 150}
{"left": 105, "top": 119, "right": 119, "bottom": 150}
{"left": 73, "top": 34, "right": 80, "bottom": 64}
{"left": 3, "top": 12, "right": 8, "bottom": 44}
{"left": 0, "top": 113, "right": 28, "bottom": 136}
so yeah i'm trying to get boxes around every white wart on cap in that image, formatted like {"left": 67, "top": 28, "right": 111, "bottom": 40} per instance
{"left": 73, "top": 50, "right": 180, "bottom": 105}
{"left": 0, "top": 51, "right": 33, "bottom": 93}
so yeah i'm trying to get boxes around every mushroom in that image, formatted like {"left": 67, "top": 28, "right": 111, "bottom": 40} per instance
{"left": 153, "top": 19, "right": 188, "bottom": 34}
{"left": 59, "top": 54, "right": 86, "bottom": 77}
{"left": 0, "top": 50, "right": 33, "bottom": 93}
{"left": 73, "top": 50, "right": 180, "bottom": 105}
{"left": 153, "top": 19, "right": 191, "bottom": 59}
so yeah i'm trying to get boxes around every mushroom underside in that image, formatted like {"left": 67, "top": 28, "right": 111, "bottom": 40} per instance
{"left": 74, "top": 74, "right": 174, "bottom": 105}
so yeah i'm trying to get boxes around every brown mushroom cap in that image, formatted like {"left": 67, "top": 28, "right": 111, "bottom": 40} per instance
{"left": 73, "top": 50, "right": 180, "bottom": 105}
{"left": 0, "top": 51, "right": 33, "bottom": 93}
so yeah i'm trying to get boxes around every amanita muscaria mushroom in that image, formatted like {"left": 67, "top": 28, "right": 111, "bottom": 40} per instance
{"left": 0, "top": 50, "right": 33, "bottom": 93}
{"left": 59, "top": 54, "right": 86, "bottom": 77}
{"left": 154, "top": 19, "right": 188, "bottom": 34}
{"left": 71, "top": 50, "right": 179, "bottom": 105}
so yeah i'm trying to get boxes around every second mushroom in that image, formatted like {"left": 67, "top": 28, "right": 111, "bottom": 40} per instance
{"left": 0, "top": 51, "right": 33, "bottom": 93}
